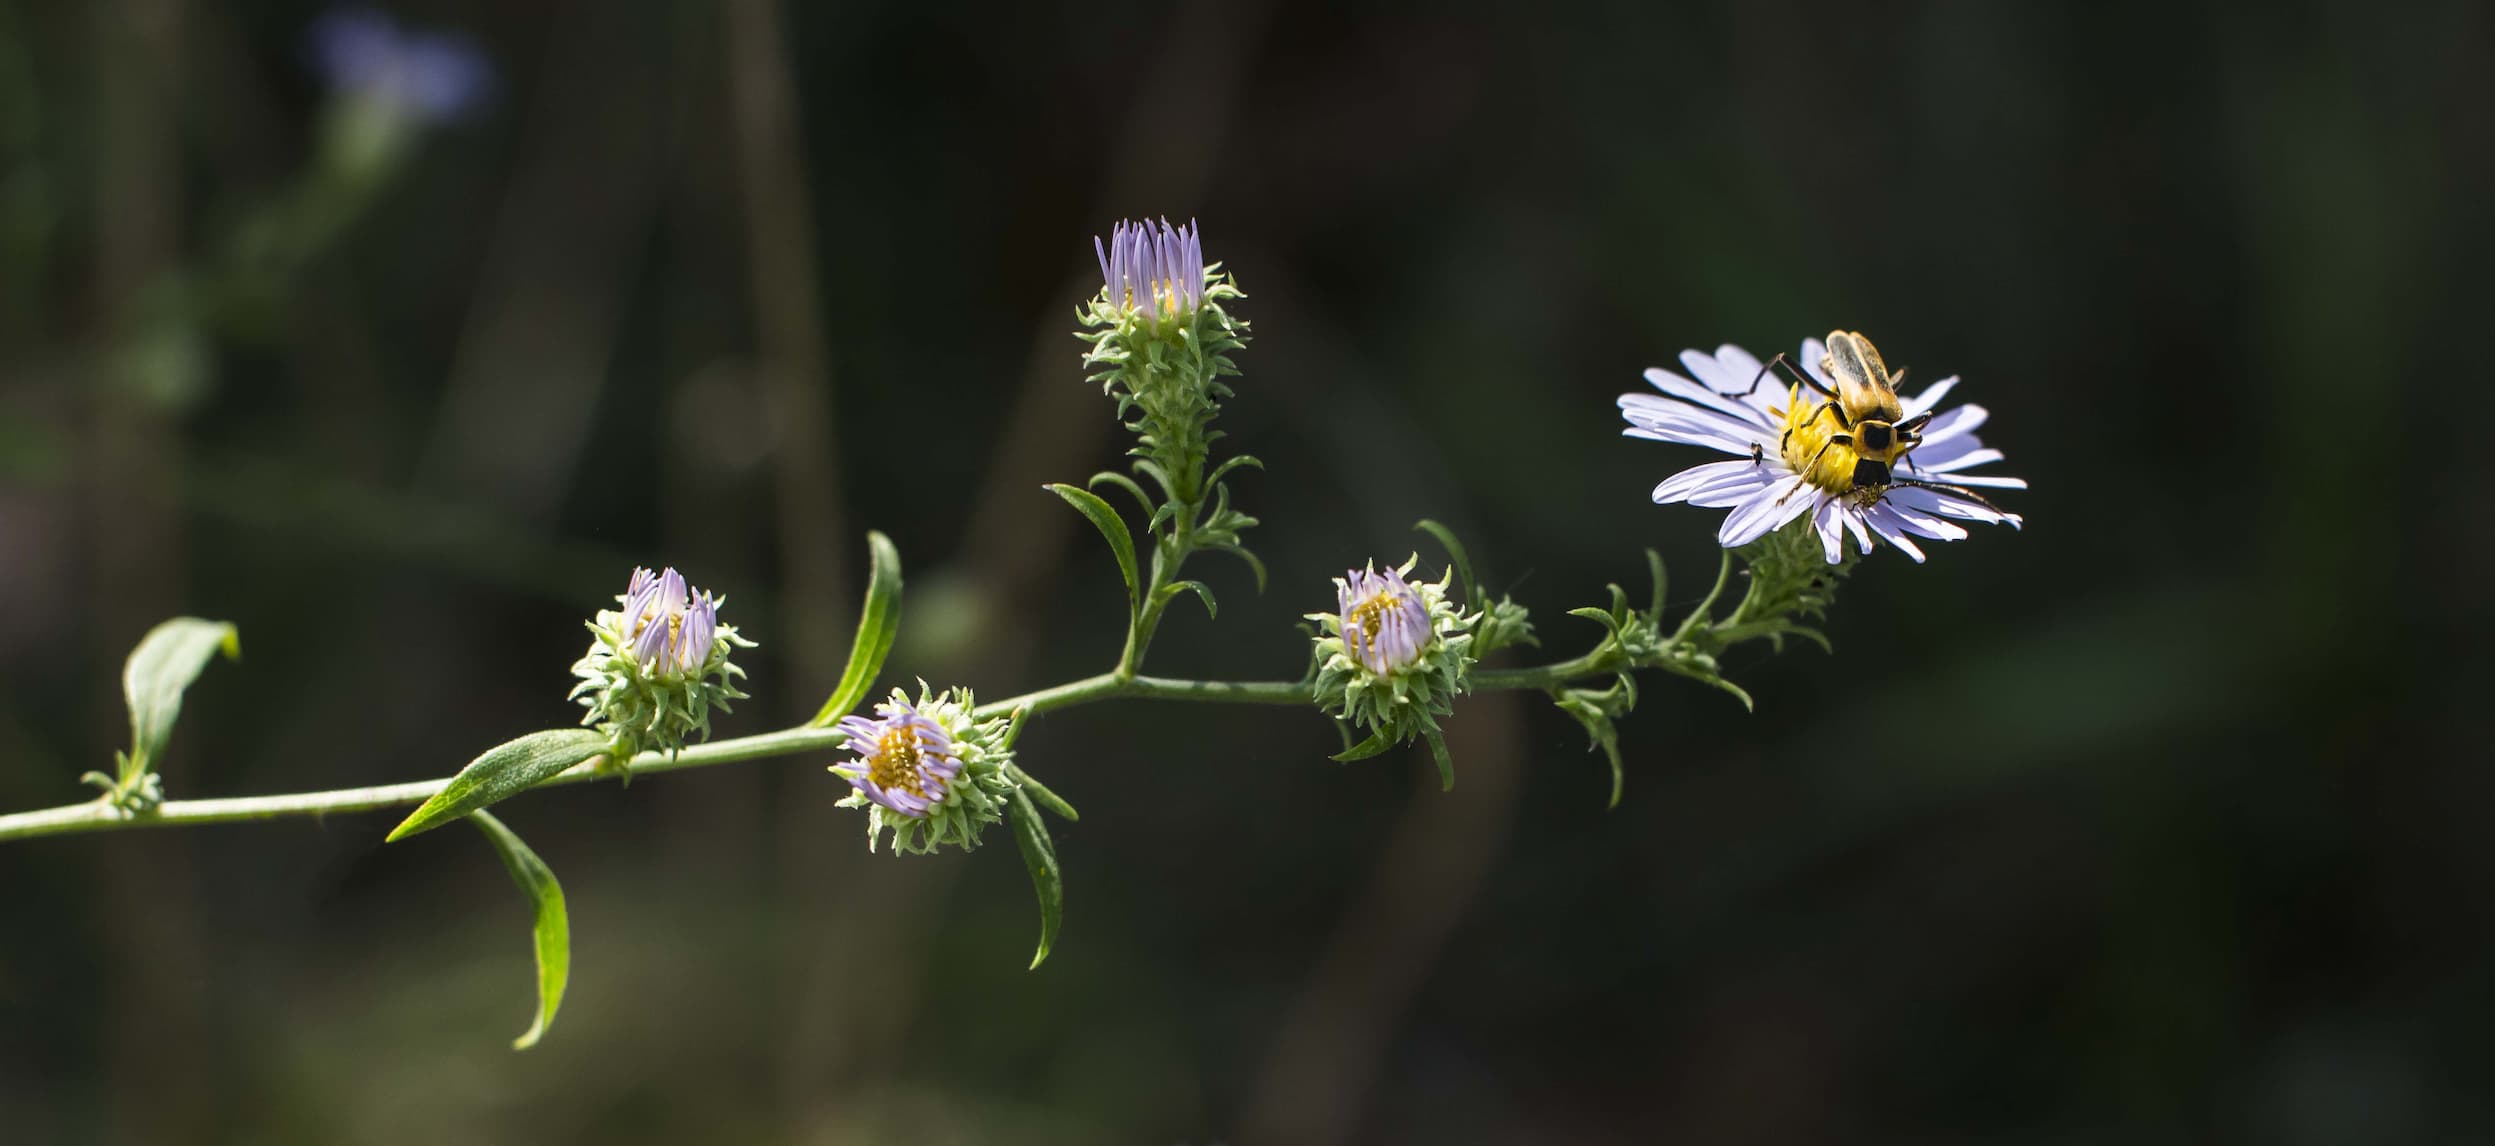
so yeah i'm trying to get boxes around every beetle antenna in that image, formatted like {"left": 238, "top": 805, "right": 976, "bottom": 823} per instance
{"left": 1890, "top": 478, "right": 2007, "bottom": 515}
{"left": 1719, "top": 353, "right": 1831, "bottom": 400}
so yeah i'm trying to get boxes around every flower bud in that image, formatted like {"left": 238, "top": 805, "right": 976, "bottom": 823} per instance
{"left": 569, "top": 566, "right": 754, "bottom": 765}
{"left": 1076, "top": 218, "right": 1248, "bottom": 503}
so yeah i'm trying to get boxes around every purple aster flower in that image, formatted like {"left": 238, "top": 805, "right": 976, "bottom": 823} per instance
{"left": 616, "top": 565, "right": 719, "bottom": 678}
{"left": 1095, "top": 218, "right": 1205, "bottom": 316}
{"left": 832, "top": 697, "right": 965, "bottom": 819}
{"left": 1338, "top": 565, "right": 1432, "bottom": 675}
{"left": 1620, "top": 337, "right": 2025, "bottom": 564}
{"left": 309, "top": 7, "right": 489, "bottom": 124}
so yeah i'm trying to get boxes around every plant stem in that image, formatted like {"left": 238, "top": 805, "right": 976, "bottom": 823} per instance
{"left": 0, "top": 649, "right": 1662, "bottom": 845}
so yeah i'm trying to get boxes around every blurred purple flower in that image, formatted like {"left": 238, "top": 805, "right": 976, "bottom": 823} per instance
{"left": 309, "top": 7, "right": 489, "bottom": 123}
{"left": 832, "top": 697, "right": 965, "bottom": 819}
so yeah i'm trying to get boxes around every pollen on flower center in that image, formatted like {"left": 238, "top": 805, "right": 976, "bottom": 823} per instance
{"left": 1348, "top": 591, "right": 1399, "bottom": 641}
{"left": 869, "top": 729, "right": 930, "bottom": 796}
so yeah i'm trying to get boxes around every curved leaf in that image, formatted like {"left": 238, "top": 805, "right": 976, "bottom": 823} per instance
{"left": 809, "top": 531, "right": 906, "bottom": 727}
{"left": 1045, "top": 483, "right": 1139, "bottom": 617}
{"left": 1006, "top": 763, "right": 1079, "bottom": 822}
{"left": 1204, "top": 453, "right": 1264, "bottom": 489}
{"left": 1086, "top": 471, "right": 1155, "bottom": 520}
{"left": 1209, "top": 542, "right": 1267, "bottom": 594}
{"left": 1156, "top": 579, "right": 1217, "bottom": 620}
{"left": 1008, "top": 789, "right": 1064, "bottom": 969}
{"left": 1423, "top": 728, "right": 1456, "bottom": 791}
{"left": 1331, "top": 728, "right": 1395, "bottom": 762}
{"left": 121, "top": 617, "right": 240, "bottom": 778}
{"left": 470, "top": 811, "right": 569, "bottom": 1051}
{"left": 1413, "top": 520, "right": 1480, "bottom": 611}
{"left": 386, "top": 729, "right": 607, "bottom": 842}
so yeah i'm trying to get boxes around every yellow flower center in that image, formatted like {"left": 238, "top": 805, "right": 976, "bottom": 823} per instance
{"left": 868, "top": 728, "right": 930, "bottom": 797}
{"left": 1347, "top": 591, "right": 1397, "bottom": 640}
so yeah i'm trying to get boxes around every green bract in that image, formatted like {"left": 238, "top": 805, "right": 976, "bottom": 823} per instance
{"left": 1076, "top": 271, "right": 1248, "bottom": 508}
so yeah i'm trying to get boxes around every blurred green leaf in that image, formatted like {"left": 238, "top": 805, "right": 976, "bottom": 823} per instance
{"left": 809, "top": 531, "right": 905, "bottom": 727}
{"left": 120, "top": 617, "right": 240, "bottom": 781}
{"left": 1046, "top": 483, "right": 1139, "bottom": 618}
{"left": 385, "top": 729, "right": 606, "bottom": 842}
{"left": 469, "top": 811, "right": 569, "bottom": 1051}
{"left": 1413, "top": 519, "right": 1480, "bottom": 611}
{"left": 1008, "top": 789, "right": 1063, "bottom": 969}
{"left": 1423, "top": 728, "right": 1456, "bottom": 791}
{"left": 1006, "top": 763, "right": 1080, "bottom": 822}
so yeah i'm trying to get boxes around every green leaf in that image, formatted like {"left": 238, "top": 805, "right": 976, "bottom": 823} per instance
{"left": 469, "top": 811, "right": 569, "bottom": 1051}
{"left": 1423, "top": 728, "right": 1456, "bottom": 791}
{"left": 1208, "top": 542, "right": 1267, "bottom": 594}
{"left": 1204, "top": 453, "right": 1264, "bottom": 489}
{"left": 1644, "top": 549, "right": 1668, "bottom": 624}
{"left": 1566, "top": 606, "right": 1625, "bottom": 639}
{"left": 809, "top": 531, "right": 905, "bottom": 727}
{"left": 1086, "top": 470, "right": 1155, "bottom": 520}
{"left": 120, "top": 617, "right": 240, "bottom": 780}
{"left": 386, "top": 729, "right": 607, "bottom": 842}
{"left": 1600, "top": 732, "right": 1625, "bottom": 808}
{"left": 1156, "top": 578, "right": 1217, "bottom": 620}
{"left": 1045, "top": 483, "right": 1139, "bottom": 619}
{"left": 1007, "top": 789, "right": 1064, "bottom": 969}
{"left": 1331, "top": 728, "right": 1395, "bottom": 762}
{"left": 1006, "top": 763, "right": 1080, "bottom": 822}
{"left": 1680, "top": 671, "right": 1756, "bottom": 713}
{"left": 1412, "top": 519, "right": 1480, "bottom": 610}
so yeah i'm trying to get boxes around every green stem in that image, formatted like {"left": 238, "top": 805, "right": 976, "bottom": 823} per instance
{"left": 0, "top": 651, "right": 1634, "bottom": 845}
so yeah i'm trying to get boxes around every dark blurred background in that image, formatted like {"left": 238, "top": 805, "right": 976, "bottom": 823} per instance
{"left": 4, "top": 0, "right": 2491, "bottom": 1141}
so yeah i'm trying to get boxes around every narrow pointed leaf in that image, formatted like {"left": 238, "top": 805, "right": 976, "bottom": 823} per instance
{"left": 1331, "top": 728, "right": 1396, "bottom": 762}
{"left": 1086, "top": 470, "right": 1156, "bottom": 520}
{"left": 1006, "top": 763, "right": 1079, "bottom": 822}
{"left": 1045, "top": 483, "right": 1139, "bottom": 617}
{"left": 121, "top": 617, "right": 240, "bottom": 778}
{"left": 809, "top": 531, "right": 905, "bottom": 726}
{"left": 1644, "top": 549, "right": 1668, "bottom": 624}
{"left": 1566, "top": 606, "right": 1625, "bottom": 639}
{"left": 1008, "top": 789, "right": 1064, "bottom": 969}
{"left": 1156, "top": 579, "right": 1217, "bottom": 620}
{"left": 1680, "top": 671, "right": 1756, "bottom": 712}
{"left": 1603, "top": 737, "right": 1625, "bottom": 808}
{"left": 1210, "top": 542, "right": 1267, "bottom": 594}
{"left": 386, "top": 729, "right": 607, "bottom": 842}
{"left": 1412, "top": 520, "right": 1480, "bottom": 610}
{"left": 1204, "top": 453, "right": 1264, "bottom": 489}
{"left": 1423, "top": 728, "right": 1456, "bottom": 791}
{"left": 469, "top": 811, "right": 569, "bottom": 1051}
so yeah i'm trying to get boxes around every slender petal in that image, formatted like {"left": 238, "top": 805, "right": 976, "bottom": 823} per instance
{"left": 1625, "top": 337, "right": 2026, "bottom": 563}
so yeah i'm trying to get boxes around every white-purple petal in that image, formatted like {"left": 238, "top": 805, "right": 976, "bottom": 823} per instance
{"left": 1637, "top": 367, "right": 1781, "bottom": 430}
{"left": 1812, "top": 499, "right": 1845, "bottom": 564}
{"left": 1901, "top": 376, "right": 1960, "bottom": 418}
